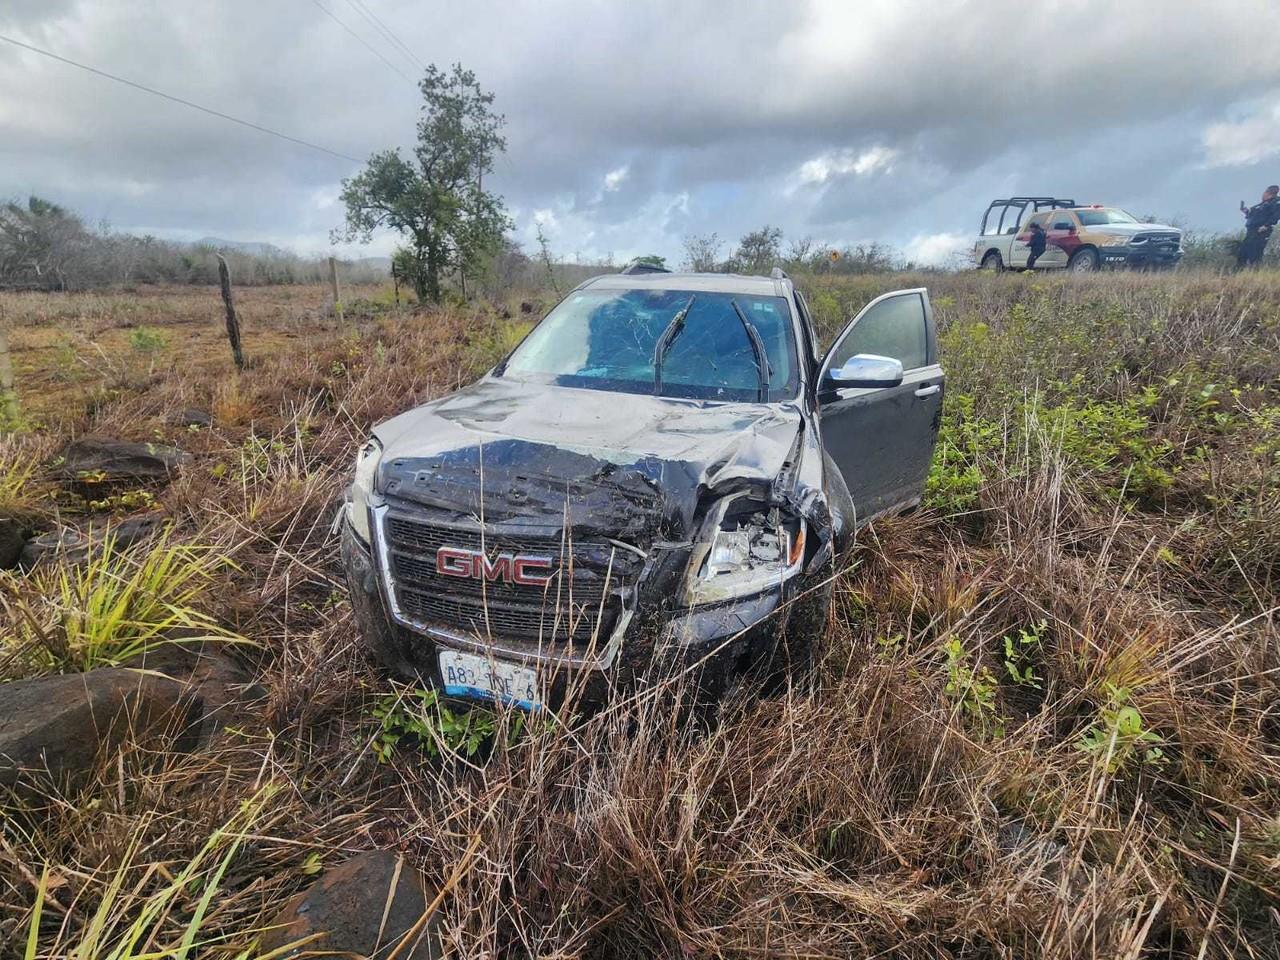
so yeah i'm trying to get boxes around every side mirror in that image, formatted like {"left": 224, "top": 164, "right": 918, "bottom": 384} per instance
{"left": 825, "top": 353, "right": 904, "bottom": 390}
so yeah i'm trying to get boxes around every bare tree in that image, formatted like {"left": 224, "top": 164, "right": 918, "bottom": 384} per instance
{"left": 681, "top": 233, "right": 723, "bottom": 272}
{"left": 838, "top": 241, "right": 901, "bottom": 273}
{"left": 784, "top": 235, "right": 814, "bottom": 269}
{"left": 536, "top": 223, "right": 562, "bottom": 297}
{"left": 731, "top": 225, "right": 783, "bottom": 275}
{"left": 0, "top": 197, "right": 90, "bottom": 290}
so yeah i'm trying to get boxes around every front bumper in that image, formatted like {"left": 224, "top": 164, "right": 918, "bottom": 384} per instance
{"left": 341, "top": 520, "right": 816, "bottom": 707}
{"left": 1098, "top": 244, "right": 1182, "bottom": 268}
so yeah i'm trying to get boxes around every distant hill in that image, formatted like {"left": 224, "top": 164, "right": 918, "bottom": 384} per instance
{"left": 191, "top": 238, "right": 389, "bottom": 272}
{"left": 193, "top": 237, "right": 290, "bottom": 258}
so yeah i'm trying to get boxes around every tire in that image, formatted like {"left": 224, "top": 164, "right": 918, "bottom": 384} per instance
{"left": 980, "top": 251, "right": 1003, "bottom": 271}
{"left": 1068, "top": 248, "right": 1100, "bottom": 273}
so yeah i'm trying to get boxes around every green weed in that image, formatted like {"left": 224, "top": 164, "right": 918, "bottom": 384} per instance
{"left": 86, "top": 488, "right": 156, "bottom": 513}
{"left": 1002, "top": 620, "right": 1045, "bottom": 689}
{"left": 925, "top": 393, "right": 1001, "bottom": 515}
{"left": 1076, "top": 684, "right": 1166, "bottom": 775}
{"left": 942, "top": 637, "right": 1003, "bottom": 738}
{"left": 371, "top": 686, "right": 531, "bottom": 762}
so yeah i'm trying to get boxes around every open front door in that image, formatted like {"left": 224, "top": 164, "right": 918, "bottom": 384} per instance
{"left": 816, "top": 289, "right": 944, "bottom": 526}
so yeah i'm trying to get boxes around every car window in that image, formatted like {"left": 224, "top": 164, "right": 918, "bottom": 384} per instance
{"left": 982, "top": 205, "right": 1007, "bottom": 236}
{"left": 1075, "top": 207, "right": 1139, "bottom": 226}
{"left": 1025, "top": 212, "right": 1050, "bottom": 231}
{"left": 503, "top": 288, "right": 799, "bottom": 402}
{"left": 829, "top": 293, "right": 928, "bottom": 373}
{"left": 1000, "top": 204, "right": 1026, "bottom": 234}
{"left": 1051, "top": 213, "right": 1076, "bottom": 230}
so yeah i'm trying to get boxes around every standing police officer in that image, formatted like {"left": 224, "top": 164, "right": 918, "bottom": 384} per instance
{"left": 1237, "top": 185, "right": 1280, "bottom": 269}
{"left": 1025, "top": 220, "right": 1047, "bottom": 270}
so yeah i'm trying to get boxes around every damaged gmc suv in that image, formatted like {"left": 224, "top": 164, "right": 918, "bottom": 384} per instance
{"left": 341, "top": 268, "right": 943, "bottom": 709}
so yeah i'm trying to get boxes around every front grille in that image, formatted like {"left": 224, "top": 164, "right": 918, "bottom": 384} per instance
{"left": 1133, "top": 232, "right": 1180, "bottom": 247}
{"left": 398, "top": 587, "right": 617, "bottom": 646}
{"left": 381, "top": 512, "right": 635, "bottom": 645}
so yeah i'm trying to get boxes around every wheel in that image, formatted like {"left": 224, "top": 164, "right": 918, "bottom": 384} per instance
{"left": 980, "top": 251, "right": 1003, "bottom": 271}
{"left": 1068, "top": 248, "right": 1099, "bottom": 273}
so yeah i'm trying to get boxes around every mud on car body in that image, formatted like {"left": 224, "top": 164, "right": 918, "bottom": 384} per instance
{"left": 342, "top": 269, "right": 943, "bottom": 709}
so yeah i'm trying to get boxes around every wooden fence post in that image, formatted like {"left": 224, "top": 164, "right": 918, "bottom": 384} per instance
{"left": 216, "top": 255, "right": 244, "bottom": 371}
{"left": 328, "top": 256, "right": 344, "bottom": 324}
{"left": 0, "top": 324, "right": 18, "bottom": 425}
{"left": 392, "top": 263, "right": 400, "bottom": 308}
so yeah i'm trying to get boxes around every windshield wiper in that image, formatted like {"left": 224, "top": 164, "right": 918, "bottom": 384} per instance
{"left": 731, "top": 299, "right": 772, "bottom": 402}
{"left": 652, "top": 295, "right": 695, "bottom": 396}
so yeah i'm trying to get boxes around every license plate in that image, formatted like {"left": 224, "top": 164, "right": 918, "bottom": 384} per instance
{"left": 438, "top": 650, "right": 542, "bottom": 710}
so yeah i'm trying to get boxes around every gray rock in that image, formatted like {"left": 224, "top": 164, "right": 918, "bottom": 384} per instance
{"left": 0, "top": 668, "right": 203, "bottom": 791}
{"left": 0, "top": 516, "right": 25, "bottom": 569}
{"left": 19, "top": 516, "right": 165, "bottom": 570}
{"left": 59, "top": 438, "right": 191, "bottom": 484}
{"left": 19, "top": 528, "right": 89, "bottom": 570}
{"left": 124, "top": 642, "right": 264, "bottom": 742}
{"left": 173, "top": 409, "right": 213, "bottom": 428}
{"left": 260, "top": 850, "right": 441, "bottom": 959}
{"left": 98, "top": 514, "right": 164, "bottom": 550}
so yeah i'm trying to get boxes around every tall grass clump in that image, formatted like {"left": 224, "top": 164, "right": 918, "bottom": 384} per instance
{"left": 1, "top": 531, "right": 239, "bottom": 676}
{"left": 17, "top": 788, "right": 295, "bottom": 960}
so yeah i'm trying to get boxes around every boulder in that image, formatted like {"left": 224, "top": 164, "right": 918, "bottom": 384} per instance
{"left": 173, "top": 409, "right": 213, "bottom": 429}
{"left": 260, "top": 850, "right": 441, "bottom": 959}
{"left": 0, "top": 668, "right": 202, "bottom": 791}
{"left": 124, "top": 642, "right": 264, "bottom": 742}
{"left": 99, "top": 514, "right": 165, "bottom": 550}
{"left": 59, "top": 438, "right": 191, "bottom": 484}
{"left": 0, "top": 516, "right": 25, "bottom": 569}
{"left": 19, "top": 516, "right": 165, "bottom": 571}
{"left": 19, "top": 528, "right": 89, "bottom": 570}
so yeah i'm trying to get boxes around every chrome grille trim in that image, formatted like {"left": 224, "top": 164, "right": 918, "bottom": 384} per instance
{"left": 369, "top": 502, "right": 635, "bottom": 669}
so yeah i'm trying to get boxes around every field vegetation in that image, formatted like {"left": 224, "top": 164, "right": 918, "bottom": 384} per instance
{"left": 0, "top": 269, "right": 1277, "bottom": 958}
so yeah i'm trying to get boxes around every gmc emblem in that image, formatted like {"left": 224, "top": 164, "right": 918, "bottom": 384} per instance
{"left": 435, "top": 546, "right": 554, "bottom": 587}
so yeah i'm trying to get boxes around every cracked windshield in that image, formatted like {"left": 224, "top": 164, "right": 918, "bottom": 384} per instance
{"left": 503, "top": 288, "right": 798, "bottom": 401}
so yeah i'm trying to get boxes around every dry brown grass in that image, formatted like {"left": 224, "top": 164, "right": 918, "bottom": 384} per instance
{"left": 1, "top": 273, "right": 1277, "bottom": 959}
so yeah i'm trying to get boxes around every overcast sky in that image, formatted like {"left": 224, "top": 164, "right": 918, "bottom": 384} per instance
{"left": 3, "top": 0, "right": 1280, "bottom": 266}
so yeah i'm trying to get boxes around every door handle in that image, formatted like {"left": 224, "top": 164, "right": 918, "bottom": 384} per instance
{"left": 914, "top": 384, "right": 940, "bottom": 398}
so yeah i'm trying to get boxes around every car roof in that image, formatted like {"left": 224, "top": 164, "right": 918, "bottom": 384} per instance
{"left": 579, "top": 271, "right": 787, "bottom": 297}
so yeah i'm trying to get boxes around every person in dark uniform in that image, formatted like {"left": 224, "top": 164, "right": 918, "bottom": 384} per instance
{"left": 1025, "top": 220, "right": 1047, "bottom": 269}
{"left": 1237, "top": 185, "right": 1280, "bottom": 269}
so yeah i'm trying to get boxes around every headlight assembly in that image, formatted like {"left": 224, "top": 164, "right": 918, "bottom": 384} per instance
{"left": 348, "top": 437, "right": 383, "bottom": 543}
{"left": 686, "top": 497, "right": 806, "bottom": 605}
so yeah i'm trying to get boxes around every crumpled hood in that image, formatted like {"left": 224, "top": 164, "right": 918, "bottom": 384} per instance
{"left": 372, "top": 375, "right": 805, "bottom": 543}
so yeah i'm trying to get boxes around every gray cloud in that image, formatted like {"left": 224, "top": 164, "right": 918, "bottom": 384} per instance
{"left": 2, "top": 0, "right": 1278, "bottom": 264}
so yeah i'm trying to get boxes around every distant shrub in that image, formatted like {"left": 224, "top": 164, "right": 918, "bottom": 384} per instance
{"left": 128, "top": 325, "right": 167, "bottom": 354}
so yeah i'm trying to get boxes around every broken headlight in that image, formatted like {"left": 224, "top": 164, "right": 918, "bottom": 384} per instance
{"left": 687, "top": 498, "right": 806, "bottom": 604}
{"left": 347, "top": 437, "right": 382, "bottom": 543}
